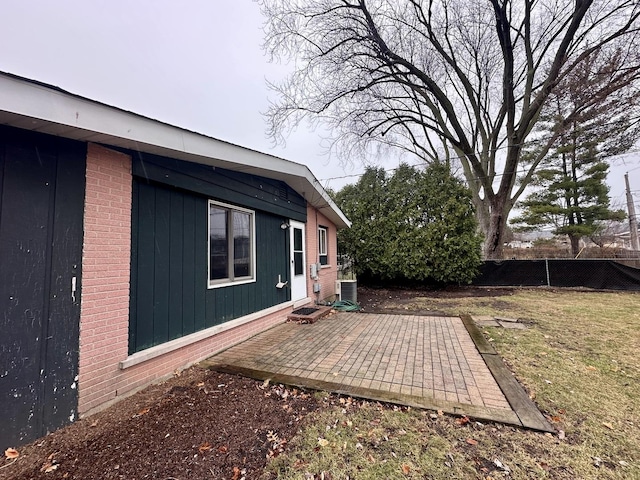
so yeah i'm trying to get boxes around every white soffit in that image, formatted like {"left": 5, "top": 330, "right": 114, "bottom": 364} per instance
{"left": 0, "top": 72, "right": 350, "bottom": 228}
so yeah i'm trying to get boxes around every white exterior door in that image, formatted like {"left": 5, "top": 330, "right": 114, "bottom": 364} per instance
{"left": 289, "top": 221, "right": 307, "bottom": 302}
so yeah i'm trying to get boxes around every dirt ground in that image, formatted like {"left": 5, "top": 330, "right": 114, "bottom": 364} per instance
{"left": 1, "top": 286, "right": 516, "bottom": 480}
{"left": 357, "top": 285, "right": 517, "bottom": 315}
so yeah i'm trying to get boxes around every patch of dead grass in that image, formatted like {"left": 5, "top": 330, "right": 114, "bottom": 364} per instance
{"left": 266, "top": 289, "right": 640, "bottom": 479}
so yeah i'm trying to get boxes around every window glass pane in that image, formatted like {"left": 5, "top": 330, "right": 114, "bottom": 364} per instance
{"left": 294, "top": 252, "right": 304, "bottom": 275}
{"left": 319, "top": 227, "right": 327, "bottom": 255}
{"left": 209, "top": 206, "right": 228, "bottom": 280}
{"left": 293, "top": 228, "right": 303, "bottom": 251}
{"left": 233, "top": 211, "right": 251, "bottom": 278}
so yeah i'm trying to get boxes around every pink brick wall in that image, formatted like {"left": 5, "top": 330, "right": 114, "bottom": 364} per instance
{"left": 305, "top": 206, "right": 339, "bottom": 302}
{"left": 79, "top": 144, "right": 133, "bottom": 414}
{"left": 78, "top": 144, "right": 293, "bottom": 415}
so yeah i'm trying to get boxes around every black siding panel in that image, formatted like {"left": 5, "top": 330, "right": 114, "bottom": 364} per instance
{"left": 41, "top": 139, "right": 86, "bottom": 434}
{"left": 0, "top": 125, "right": 85, "bottom": 447}
{"left": 0, "top": 140, "right": 54, "bottom": 444}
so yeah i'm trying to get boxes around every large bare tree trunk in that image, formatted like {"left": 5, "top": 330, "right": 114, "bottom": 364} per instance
{"left": 483, "top": 194, "right": 510, "bottom": 260}
{"left": 262, "top": 0, "right": 640, "bottom": 261}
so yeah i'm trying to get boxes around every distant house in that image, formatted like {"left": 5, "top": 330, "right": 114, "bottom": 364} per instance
{"left": 0, "top": 72, "right": 350, "bottom": 448}
{"left": 505, "top": 231, "right": 553, "bottom": 249}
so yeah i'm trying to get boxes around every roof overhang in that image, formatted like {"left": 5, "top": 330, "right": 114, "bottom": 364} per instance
{"left": 0, "top": 71, "right": 350, "bottom": 228}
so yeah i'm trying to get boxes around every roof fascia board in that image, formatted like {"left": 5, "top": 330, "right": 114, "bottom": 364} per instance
{"left": 0, "top": 72, "right": 350, "bottom": 228}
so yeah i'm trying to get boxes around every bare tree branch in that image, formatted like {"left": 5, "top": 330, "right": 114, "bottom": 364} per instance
{"left": 261, "top": 0, "right": 640, "bottom": 258}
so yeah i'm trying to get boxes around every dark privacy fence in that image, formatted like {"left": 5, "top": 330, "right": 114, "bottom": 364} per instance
{"left": 473, "top": 260, "right": 640, "bottom": 291}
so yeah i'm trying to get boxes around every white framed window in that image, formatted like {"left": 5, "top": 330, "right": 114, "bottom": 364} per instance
{"left": 208, "top": 200, "right": 256, "bottom": 288}
{"left": 318, "top": 226, "right": 328, "bottom": 265}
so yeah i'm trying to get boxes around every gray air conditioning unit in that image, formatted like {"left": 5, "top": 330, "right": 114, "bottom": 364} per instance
{"left": 336, "top": 279, "right": 357, "bottom": 303}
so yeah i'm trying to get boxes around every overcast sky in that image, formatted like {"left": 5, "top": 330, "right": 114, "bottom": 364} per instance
{"left": 0, "top": 0, "right": 638, "bottom": 208}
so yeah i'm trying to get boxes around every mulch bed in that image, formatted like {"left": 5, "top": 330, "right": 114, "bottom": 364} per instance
{"left": 1, "top": 368, "right": 321, "bottom": 480}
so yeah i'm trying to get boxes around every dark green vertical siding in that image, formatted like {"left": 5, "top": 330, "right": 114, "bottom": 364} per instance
{"left": 168, "top": 193, "right": 184, "bottom": 341}
{"left": 129, "top": 179, "right": 294, "bottom": 354}
{"left": 153, "top": 187, "right": 171, "bottom": 345}
{"left": 132, "top": 153, "right": 307, "bottom": 222}
{"left": 181, "top": 194, "right": 196, "bottom": 335}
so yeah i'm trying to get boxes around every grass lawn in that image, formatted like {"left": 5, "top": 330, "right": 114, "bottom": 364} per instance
{"left": 264, "top": 289, "right": 640, "bottom": 479}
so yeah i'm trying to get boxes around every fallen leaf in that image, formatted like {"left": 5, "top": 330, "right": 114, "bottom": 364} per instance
{"left": 551, "top": 416, "right": 562, "bottom": 423}
{"left": 466, "top": 438, "right": 478, "bottom": 445}
{"left": 4, "top": 448, "right": 19, "bottom": 459}
{"left": 136, "top": 407, "right": 150, "bottom": 416}
{"left": 44, "top": 464, "right": 58, "bottom": 473}
{"left": 586, "top": 366, "right": 597, "bottom": 371}
{"left": 196, "top": 382, "right": 205, "bottom": 387}
{"left": 456, "top": 416, "right": 470, "bottom": 425}
{"left": 198, "top": 442, "right": 212, "bottom": 453}
{"left": 318, "top": 438, "right": 329, "bottom": 447}
{"left": 401, "top": 463, "right": 411, "bottom": 474}
{"left": 603, "top": 422, "right": 614, "bottom": 430}
{"left": 218, "top": 445, "right": 229, "bottom": 454}
{"left": 232, "top": 466, "right": 241, "bottom": 480}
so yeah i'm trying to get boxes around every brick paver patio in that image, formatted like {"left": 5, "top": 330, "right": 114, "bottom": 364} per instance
{"left": 204, "top": 312, "right": 552, "bottom": 430}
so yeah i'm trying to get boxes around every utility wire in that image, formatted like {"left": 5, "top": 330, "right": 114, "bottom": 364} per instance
{"left": 321, "top": 145, "right": 640, "bottom": 184}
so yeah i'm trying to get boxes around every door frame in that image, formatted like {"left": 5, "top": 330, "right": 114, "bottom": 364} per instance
{"left": 289, "top": 220, "right": 307, "bottom": 302}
